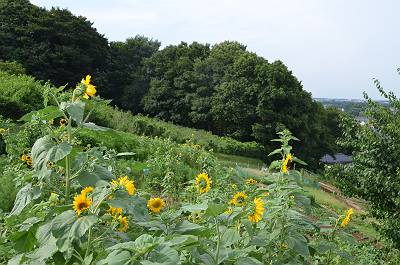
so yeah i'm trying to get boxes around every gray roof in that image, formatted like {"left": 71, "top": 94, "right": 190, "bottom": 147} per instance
{"left": 320, "top": 153, "right": 352, "bottom": 164}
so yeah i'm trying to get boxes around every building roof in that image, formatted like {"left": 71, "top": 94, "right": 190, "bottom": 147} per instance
{"left": 320, "top": 153, "right": 352, "bottom": 164}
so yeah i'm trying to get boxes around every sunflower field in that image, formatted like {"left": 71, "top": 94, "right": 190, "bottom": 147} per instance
{"left": 0, "top": 76, "right": 399, "bottom": 264}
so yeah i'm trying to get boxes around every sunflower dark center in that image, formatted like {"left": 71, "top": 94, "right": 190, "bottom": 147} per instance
{"left": 78, "top": 202, "right": 88, "bottom": 209}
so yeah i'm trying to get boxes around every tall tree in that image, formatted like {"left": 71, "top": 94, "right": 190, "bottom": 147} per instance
{"left": 97, "top": 36, "right": 160, "bottom": 113}
{"left": 0, "top": 0, "right": 109, "bottom": 86}
{"left": 143, "top": 42, "right": 210, "bottom": 125}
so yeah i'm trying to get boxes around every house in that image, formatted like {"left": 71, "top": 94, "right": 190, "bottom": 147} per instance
{"left": 320, "top": 153, "right": 352, "bottom": 164}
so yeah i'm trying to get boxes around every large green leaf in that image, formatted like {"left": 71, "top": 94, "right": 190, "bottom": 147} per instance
{"left": 36, "top": 222, "right": 56, "bottom": 246}
{"left": 24, "top": 236, "right": 58, "bottom": 264}
{"left": 100, "top": 250, "right": 131, "bottom": 265}
{"left": 31, "top": 136, "right": 72, "bottom": 171}
{"left": 235, "top": 257, "right": 263, "bottom": 265}
{"left": 167, "top": 234, "right": 198, "bottom": 250}
{"left": 109, "top": 192, "right": 149, "bottom": 222}
{"left": 19, "top": 217, "right": 41, "bottom": 232}
{"left": 51, "top": 210, "right": 97, "bottom": 254}
{"left": 19, "top": 105, "right": 64, "bottom": 122}
{"left": 205, "top": 203, "right": 226, "bottom": 217}
{"left": 77, "top": 164, "right": 114, "bottom": 187}
{"left": 143, "top": 245, "right": 180, "bottom": 265}
{"left": 11, "top": 229, "right": 37, "bottom": 252}
{"left": 287, "top": 233, "right": 310, "bottom": 258}
{"left": 180, "top": 202, "right": 208, "bottom": 213}
{"left": 9, "top": 183, "right": 41, "bottom": 216}
{"left": 62, "top": 101, "right": 85, "bottom": 124}
{"left": 172, "top": 220, "right": 204, "bottom": 235}
{"left": 221, "top": 228, "right": 240, "bottom": 247}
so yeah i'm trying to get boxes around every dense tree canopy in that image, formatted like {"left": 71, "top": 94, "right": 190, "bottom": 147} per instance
{"left": 0, "top": 1, "right": 340, "bottom": 166}
{"left": 0, "top": 0, "right": 109, "bottom": 86}
{"left": 97, "top": 36, "right": 160, "bottom": 113}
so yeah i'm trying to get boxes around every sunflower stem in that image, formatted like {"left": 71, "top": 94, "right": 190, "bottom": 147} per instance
{"left": 85, "top": 227, "right": 93, "bottom": 259}
{"left": 214, "top": 218, "right": 221, "bottom": 265}
{"left": 65, "top": 116, "right": 72, "bottom": 199}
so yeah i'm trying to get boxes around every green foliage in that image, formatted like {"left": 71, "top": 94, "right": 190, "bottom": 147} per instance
{"left": 327, "top": 75, "right": 400, "bottom": 247}
{"left": 0, "top": 156, "right": 19, "bottom": 212}
{"left": 90, "top": 103, "right": 265, "bottom": 159}
{"left": 0, "top": 60, "right": 25, "bottom": 75}
{"left": 143, "top": 41, "right": 211, "bottom": 125}
{"left": 142, "top": 41, "right": 339, "bottom": 167}
{"left": 0, "top": 82, "right": 394, "bottom": 263}
{"left": 0, "top": 0, "right": 108, "bottom": 86}
{"left": 97, "top": 36, "right": 160, "bottom": 113}
{"left": 0, "top": 0, "right": 341, "bottom": 166}
{"left": 0, "top": 71, "right": 45, "bottom": 119}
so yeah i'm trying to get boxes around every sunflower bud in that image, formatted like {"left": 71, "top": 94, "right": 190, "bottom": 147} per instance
{"left": 49, "top": 192, "right": 59, "bottom": 204}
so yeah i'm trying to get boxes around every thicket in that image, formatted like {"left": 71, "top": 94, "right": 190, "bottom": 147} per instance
{"left": 0, "top": 71, "right": 44, "bottom": 119}
{"left": 0, "top": 0, "right": 341, "bottom": 166}
{"left": 326, "top": 76, "right": 400, "bottom": 247}
{"left": 90, "top": 104, "right": 265, "bottom": 159}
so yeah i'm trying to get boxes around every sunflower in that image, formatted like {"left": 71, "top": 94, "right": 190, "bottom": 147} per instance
{"left": 224, "top": 206, "right": 233, "bottom": 215}
{"left": 47, "top": 161, "right": 55, "bottom": 168}
{"left": 111, "top": 176, "right": 135, "bottom": 195}
{"left": 341, "top": 208, "right": 353, "bottom": 227}
{"left": 73, "top": 193, "right": 92, "bottom": 216}
{"left": 246, "top": 178, "right": 258, "bottom": 185}
{"left": 117, "top": 215, "right": 129, "bottom": 232}
{"left": 20, "top": 154, "right": 27, "bottom": 161}
{"left": 81, "top": 75, "right": 97, "bottom": 99}
{"left": 230, "top": 192, "right": 248, "bottom": 206}
{"left": 107, "top": 206, "right": 123, "bottom": 217}
{"left": 147, "top": 197, "right": 166, "bottom": 213}
{"left": 60, "top": 119, "right": 67, "bottom": 127}
{"left": 195, "top": 172, "right": 212, "bottom": 194}
{"left": 248, "top": 197, "right": 265, "bottom": 223}
{"left": 26, "top": 160, "right": 33, "bottom": 167}
{"left": 281, "top": 153, "right": 293, "bottom": 173}
{"left": 81, "top": 186, "right": 94, "bottom": 197}
{"left": 0, "top": 128, "right": 6, "bottom": 134}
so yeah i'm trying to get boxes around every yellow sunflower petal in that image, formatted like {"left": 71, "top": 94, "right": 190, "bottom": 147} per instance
{"left": 195, "top": 173, "right": 212, "bottom": 194}
{"left": 73, "top": 193, "right": 92, "bottom": 216}
{"left": 230, "top": 192, "right": 248, "bottom": 206}
{"left": 248, "top": 197, "right": 265, "bottom": 223}
{"left": 147, "top": 197, "right": 166, "bottom": 213}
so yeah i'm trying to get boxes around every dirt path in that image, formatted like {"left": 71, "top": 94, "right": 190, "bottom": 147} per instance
{"left": 318, "top": 181, "right": 365, "bottom": 211}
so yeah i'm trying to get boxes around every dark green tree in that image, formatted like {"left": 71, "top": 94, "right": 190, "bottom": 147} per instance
{"left": 0, "top": 0, "right": 109, "bottom": 86}
{"left": 253, "top": 61, "right": 336, "bottom": 166}
{"left": 190, "top": 41, "right": 247, "bottom": 130}
{"left": 97, "top": 36, "right": 160, "bottom": 113}
{"left": 143, "top": 42, "right": 210, "bottom": 125}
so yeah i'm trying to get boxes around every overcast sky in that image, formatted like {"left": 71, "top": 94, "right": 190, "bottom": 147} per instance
{"left": 31, "top": 0, "right": 400, "bottom": 99}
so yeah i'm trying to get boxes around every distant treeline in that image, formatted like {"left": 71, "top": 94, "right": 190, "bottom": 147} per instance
{"left": 315, "top": 98, "right": 389, "bottom": 117}
{"left": 0, "top": 0, "right": 342, "bottom": 166}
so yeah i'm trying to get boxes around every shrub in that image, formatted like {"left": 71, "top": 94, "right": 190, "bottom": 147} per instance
{"left": 0, "top": 60, "right": 25, "bottom": 75}
{"left": 329, "top": 77, "right": 400, "bottom": 247}
{"left": 90, "top": 103, "right": 265, "bottom": 159}
{"left": 0, "top": 71, "right": 44, "bottom": 119}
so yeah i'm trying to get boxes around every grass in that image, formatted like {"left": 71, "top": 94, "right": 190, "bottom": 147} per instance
{"left": 303, "top": 186, "right": 349, "bottom": 213}
{"left": 215, "top": 153, "right": 264, "bottom": 169}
